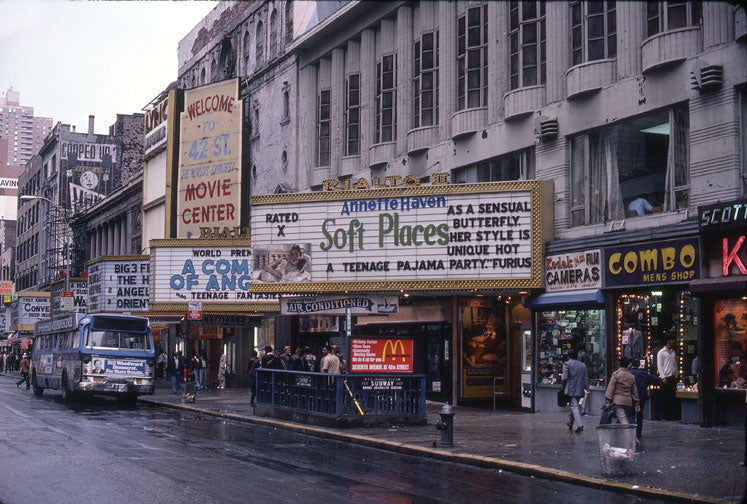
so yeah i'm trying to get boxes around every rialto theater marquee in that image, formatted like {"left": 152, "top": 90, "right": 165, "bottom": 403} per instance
{"left": 249, "top": 180, "right": 553, "bottom": 292}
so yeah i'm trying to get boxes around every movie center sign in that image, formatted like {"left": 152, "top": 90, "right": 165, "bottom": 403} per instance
{"left": 250, "top": 181, "right": 551, "bottom": 292}
{"left": 177, "top": 78, "right": 243, "bottom": 238}
{"left": 350, "top": 338, "right": 414, "bottom": 373}
{"left": 281, "top": 295, "right": 398, "bottom": 315}
{"left": 545, "top": 249, "right": 602, "bottom": 292}
{"left": 152, "top": 242, "right": 260, "bottom": 303}
{"left": 88, "top": 257, "right": 150, "bottom": 313}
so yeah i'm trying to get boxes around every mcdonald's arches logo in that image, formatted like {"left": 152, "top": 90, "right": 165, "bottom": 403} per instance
{"left": 350, "top": 338, "right": 413, "bottom": 373}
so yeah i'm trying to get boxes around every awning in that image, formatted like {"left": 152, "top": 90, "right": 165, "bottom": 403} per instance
{"left": 523, "top": 289, "right": 605, "bottom": 309}
{"left": 689, "top": 276, "right": 747, "bottom": 295}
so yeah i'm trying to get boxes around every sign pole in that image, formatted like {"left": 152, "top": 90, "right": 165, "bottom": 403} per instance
{"left": 345, "top": 306, "right": 352, "bottom": 374}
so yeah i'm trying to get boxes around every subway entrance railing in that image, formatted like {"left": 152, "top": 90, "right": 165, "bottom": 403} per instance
{"left": 254, "top": 369, "right": 427, "bottom": 427}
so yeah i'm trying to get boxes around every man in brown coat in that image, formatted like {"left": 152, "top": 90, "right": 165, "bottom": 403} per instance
{"left": 604, "top": 357, "right": 640, "bottom": 424}
{"left": 16, "top": 353, "right": 30, "bottom": 389}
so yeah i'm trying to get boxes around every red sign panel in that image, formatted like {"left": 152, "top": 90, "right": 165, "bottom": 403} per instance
{"left": 187, "top": 300, "right": 202, "bottom": 320}
{"left": 350, "top": 338, "right": 414, "bottom": 373}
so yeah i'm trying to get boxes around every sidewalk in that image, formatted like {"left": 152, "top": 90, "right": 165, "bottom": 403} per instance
{"left": 140, "top": 383, "right": 746, "bottom": 504}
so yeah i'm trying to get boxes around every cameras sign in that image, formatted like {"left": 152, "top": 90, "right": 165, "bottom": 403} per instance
{"left": 177, "top": 78, "right": 243, "bottom": 238}
{"left": 350, "top": 338, "right": 414, "bottom": 373}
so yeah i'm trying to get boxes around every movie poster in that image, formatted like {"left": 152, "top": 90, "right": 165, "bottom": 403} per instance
{"left": 460, "top": 300, "right": 507, "bottom": 399}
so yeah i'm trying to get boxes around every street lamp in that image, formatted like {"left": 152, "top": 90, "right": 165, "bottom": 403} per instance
{"left": 19, "top": 195, "right": 70, "bottom": 292}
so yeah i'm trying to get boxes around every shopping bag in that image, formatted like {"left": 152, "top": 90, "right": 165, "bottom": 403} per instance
{"left": 599, "top": 405, "right": 614, "bottom": 425}
{"left": 557, "top": 388, "right": 570, "bottom": 407}
{"left": 578, "top": 389, "right": 590, "bottom": 415}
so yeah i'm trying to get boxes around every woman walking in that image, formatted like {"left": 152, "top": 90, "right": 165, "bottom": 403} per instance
{"left": 603, "top": 357, "right": 641, "bottom": 424}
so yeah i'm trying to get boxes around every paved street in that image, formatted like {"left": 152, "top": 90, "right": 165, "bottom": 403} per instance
{"left": 0, "top": 374, "right": 678, "bottom": 504}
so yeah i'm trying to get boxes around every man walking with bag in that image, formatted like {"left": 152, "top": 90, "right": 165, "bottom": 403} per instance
{"left": 562, "top": 349, "right": 589, "bottom": 434}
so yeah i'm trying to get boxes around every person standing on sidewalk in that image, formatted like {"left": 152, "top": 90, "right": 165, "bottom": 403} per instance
{"left": 629, "top": 360, "right": 659, "bottom": 440}
{"left": 167, "top": 351, "right": 183, "bottom": 394}
{"left": 562, "top": 349, "right": 588, "bottom": 434}
{"left": 190, "top": 354, "right": 202, "bottom": 389}
{"left": 603, "top": 357, "right": 640, "bottom": 424}
{"left": 248, "top": 350, "right": 260, "bottom": 406}
{"left": 657, "top": 337, "right": 677, "bottom": 420}
{"left": 16, "top": 353, "right": 30, "bottom": 389}
{"left": 322, "top": 345, "right": 342, "bottom": 374}
{"left": 156, "top": 350, "right": 167, "bottom": 380}
{"left": 217, "top": 353, "right": 227, "bottom": 389}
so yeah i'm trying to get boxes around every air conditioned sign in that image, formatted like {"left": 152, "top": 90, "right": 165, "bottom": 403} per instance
{"left": 151, "top": 244, "right": 259, "bottom": 302}
{"left": 88, "top": 258, "right": 149, "bottom": 313}
{"left": 350, "top": 338, "right": 414, "bottom": 373}
{"left": 545, "top": 249, "right": 602, "bottom": 291}
{"left": 604, "top": 238, "right": 699, "bottom": 287}
{"left": 177, "top": 79, "right": 242, "bottom": 238}
{"left": 281, "top": 295, "right": 398, "bottom": 315}
{"left": 249, "top": 181, "right": 551, "bottom": 292}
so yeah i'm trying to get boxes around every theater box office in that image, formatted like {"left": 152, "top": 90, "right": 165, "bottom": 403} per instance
{"left": 250, "top": 179, "right": 554, "bottom": 406}
{"left": 149, "top": 238, "right": 279, "bottom": 388}
{"left": 524, "top": 249, "right": 606, "bottom": 413}
{"left": 604, "top": 237, "right": 700, "bottom": 423}
{"left": 690, "top": 200, "right": 747, "bottom": 427}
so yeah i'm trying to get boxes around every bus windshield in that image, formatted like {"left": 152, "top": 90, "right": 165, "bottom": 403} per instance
{"left": 86, "top": 329, "right": 152, "bottom": 351}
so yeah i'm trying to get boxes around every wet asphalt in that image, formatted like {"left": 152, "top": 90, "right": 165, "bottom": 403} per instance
{"left": 0, "top": 374, "right": 672, "bottom": 504}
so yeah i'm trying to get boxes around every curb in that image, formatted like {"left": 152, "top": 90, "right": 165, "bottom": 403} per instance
{"left": 138, "top": 397, "right": 728, "bottom": 504}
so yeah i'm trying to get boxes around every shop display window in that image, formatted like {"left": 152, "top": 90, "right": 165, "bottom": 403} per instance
{"left": 615, "top": 290, "right": 698, "bottom": 388}
{"left": 714, "top": 298, "right": 747, "bottom": 389}
{"left": 536, "top": 308, "right": 605, "bottom": 387}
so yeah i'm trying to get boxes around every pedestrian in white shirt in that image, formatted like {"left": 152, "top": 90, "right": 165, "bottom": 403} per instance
{"left": 657, "top": 337, "right": 677, "bottom": 420}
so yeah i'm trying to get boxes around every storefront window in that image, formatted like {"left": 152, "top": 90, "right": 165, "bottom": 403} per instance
{"left": 536, "top": 308, "right": 605, "bottom": 387}
{"left": 714, "top": 298, "right": 747, "bottom": 389}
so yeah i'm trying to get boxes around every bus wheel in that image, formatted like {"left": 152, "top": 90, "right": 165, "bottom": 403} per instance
{"left": 32, "top": 374, "right": 44, "bottom": 397}
{"left": 61, "top": 372, "right": 73, "bottom": 401}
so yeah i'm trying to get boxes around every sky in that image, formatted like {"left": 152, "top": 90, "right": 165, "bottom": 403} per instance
{"left": 0, "top": 0, "right": 218, "bottom": 133}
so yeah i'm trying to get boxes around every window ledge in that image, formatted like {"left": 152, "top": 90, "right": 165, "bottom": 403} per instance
{"left": 312, "top": 166, "right": 331, "bottom": 186}
{"left": 641, "top": 26, "right": 702, "bottom": 74}
{"left": 566, "top": 59, "right": 617, "bottom": 100}
{"left": 504, "top": 86, "right": 546, "bottom": 120}
{"left": 368, "top": 142, "right": 396, "bottom": 168}
{"left": 340, "top": 155, "right": 360, "bottom": 176}
{"left": 407, "top": 126, "right": 439, "bottom": 155}
{"left": 451, "top": 107, "right": 487, "bottom": 140}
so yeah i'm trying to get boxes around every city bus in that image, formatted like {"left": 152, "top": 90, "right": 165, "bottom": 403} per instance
{"left": 31, "top": 313, "right": 155, "bottom": 403}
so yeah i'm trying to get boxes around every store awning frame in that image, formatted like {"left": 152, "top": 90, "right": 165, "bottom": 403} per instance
{"left": 523, "top": 289, "right": 605, "bottom": 309}
{"left": 689, "top": 276, "right": 747, "bottom": 295}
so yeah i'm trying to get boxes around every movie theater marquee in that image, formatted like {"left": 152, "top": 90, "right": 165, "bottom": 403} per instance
{"left": 250, "top": 181, "right": 553, "bottom": 292}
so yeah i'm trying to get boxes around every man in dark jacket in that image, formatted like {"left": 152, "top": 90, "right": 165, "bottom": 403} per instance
{"left": 629, "top": 360, "right": 659, "bottom": 441}
{"left": 166, "top": 351, "right": 184, "bottom": 394}
{"left": 562, "top": 349, "right": 589, "bottom": 434}
{"left": 260, "top": 346, "right": 284, "bottom": 369}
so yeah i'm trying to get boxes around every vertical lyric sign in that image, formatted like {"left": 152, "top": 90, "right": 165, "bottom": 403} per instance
{"left": 177, "top": 78, "right": 243, "bottom": 238}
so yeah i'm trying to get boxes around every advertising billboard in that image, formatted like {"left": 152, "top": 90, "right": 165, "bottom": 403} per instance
{"left": 545, "top": 249, "right": 602, "bottom": 292}
{"left": 350, "top": 338, "right": 414, "bottom": 373}
{"left": 87, "top": 257, "right": 149, "bottom": 313}
{"left": 50, "top": 278, "right": 88, "bottom": 316}
{"left": 176, "top": 79, "right": 243, "bottom": 238}
{"left": 604, "top": 238, "right": 699, "bottom": 288}
{"left": 250, "top": 180, "right": 552, "bottom": 292}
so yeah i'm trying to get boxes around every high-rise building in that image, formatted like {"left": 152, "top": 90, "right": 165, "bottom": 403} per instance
{"left": 0, "top": 87, "right": 53, "bottom": 220}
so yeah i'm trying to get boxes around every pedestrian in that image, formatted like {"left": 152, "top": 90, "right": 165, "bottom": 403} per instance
{"left": 280, "top": 346, "right": 292, "bottom": 369}
{"left": 217, "top": 353, "right": 227, "bottom": 389}
{"left": 0, "top": 352, "right": 4, "bottom": 374}
{"left": 332, "top": 345, "right": 346, "bottom": 373}
{"left": 249, "top": 350, "right": 261, "bottom": 406}
{"left": 16, "top": 353, "right": 30, "bottom": 389}
{"left": 603, "top": 357, "right": 640, "bottom": 425}
{"left": 657, "top": 336, "right": 677, "bottom": 420}
{"left": 289, "top": 347, "right": 305, "bottom": 371}
{"left": 562, "top": 349, "right": 588, "bottom": 434}
{"left": 166, "top": 351, "right": 183, "bottom": 394}
{"left": 200, "top": 352, "right": 208, "bottom": 389}
{"left": 321, "top": 345, "right": 342, "bottom": 374}
{"left": 303, "top": 347, "right": 317, "bottom": 372}
{"left": 156, "top": 350, "right": 167, "bottom": 380}
{"left": 628, "top": 359, "right": 659, "bottom": 441}
{"left": 260, "top": 345, "right": 284, "bottom": 369}
{"left": 190, "top": 353, "right": 202, "bottom": 389}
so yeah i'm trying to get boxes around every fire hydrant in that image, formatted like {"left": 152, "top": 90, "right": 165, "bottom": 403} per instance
{"left": 435, "top": 404, "right": 455, "bottom": 447}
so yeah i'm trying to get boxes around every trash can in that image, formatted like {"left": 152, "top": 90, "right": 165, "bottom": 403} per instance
{"left": 596, "top": 424, "right": 637, "bottom": 476}
{"left": 182, "top": 382, "right": 197, "bottom": 404}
